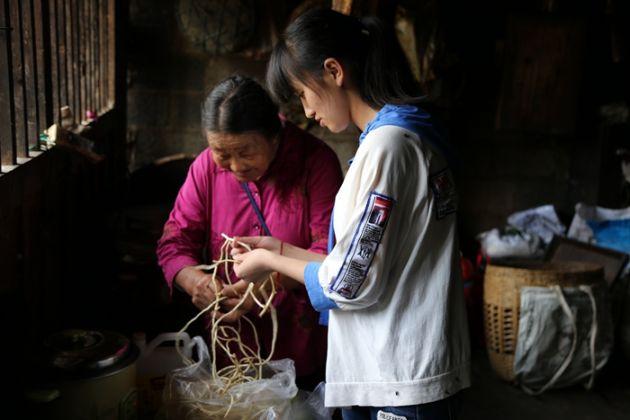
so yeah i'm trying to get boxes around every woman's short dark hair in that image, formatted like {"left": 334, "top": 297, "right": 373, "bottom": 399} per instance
{"left": 202, "top": 75, "right": 281, "bottom": 139}
{"left": 267, "top": 8, "right": 421, "bottom": 108}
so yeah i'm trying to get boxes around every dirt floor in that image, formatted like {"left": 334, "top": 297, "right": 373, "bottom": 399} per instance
{"left": 460, "top": 349, "right": 630, "bottom": 420}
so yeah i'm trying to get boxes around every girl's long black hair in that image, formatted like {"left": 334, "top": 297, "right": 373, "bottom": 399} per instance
{"left": 202, "top": 75, "right": 281, "bottom": 139}
{"left": 267, "top": 8, "right": 421, "bottom": 107}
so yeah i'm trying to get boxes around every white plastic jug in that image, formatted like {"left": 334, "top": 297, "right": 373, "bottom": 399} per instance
{"left": 134, "top": 332, "right": 194, "bottom": 416}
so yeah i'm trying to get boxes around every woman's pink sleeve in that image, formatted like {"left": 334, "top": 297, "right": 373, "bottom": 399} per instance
{"left": 156, "top": 155, "right": 210, "bottom": 289}
{"left": 306, "top": 144, "right": 343, "bottom": 255}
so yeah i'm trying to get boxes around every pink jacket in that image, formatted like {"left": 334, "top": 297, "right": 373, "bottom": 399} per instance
{"left": 157, "top": 120, "right": 343, "bottom": 376}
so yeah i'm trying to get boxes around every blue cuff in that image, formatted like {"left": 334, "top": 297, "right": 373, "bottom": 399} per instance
{"left": 319, "top": 310, "right": 330, "bottom": 326}
{"left": 304, "top": 262, "right": 338, "bottom": 311}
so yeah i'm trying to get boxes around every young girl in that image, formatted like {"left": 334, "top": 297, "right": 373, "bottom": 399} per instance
{"left": 232, "top": 9, "right": 470, "bottom": 420}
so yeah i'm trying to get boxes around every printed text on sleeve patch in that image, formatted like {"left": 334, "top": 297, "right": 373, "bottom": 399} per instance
{"left": 429, "top": 169, "right": 457, "bottom": 219}
{"left": 329, "top": 192, "right": 394, "bottom": 299}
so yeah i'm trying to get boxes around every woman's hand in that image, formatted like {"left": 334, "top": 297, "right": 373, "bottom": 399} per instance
{"left": 190, "top": 274, "right": 224, "bottom": 311}
{"left": 233, "top": 248, "right": 274, "bottom": 282}
{"left": 214, "top": 280, "right": 256, "bottom": 323}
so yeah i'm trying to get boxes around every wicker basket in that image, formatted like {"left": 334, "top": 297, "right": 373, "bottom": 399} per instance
{"left": 483, "top": 260, "right": 605, "bottom": 381}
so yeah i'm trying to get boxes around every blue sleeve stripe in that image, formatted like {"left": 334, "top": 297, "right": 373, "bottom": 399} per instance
{"left": 304, "top": 262, "right": 338, "bottom": 311}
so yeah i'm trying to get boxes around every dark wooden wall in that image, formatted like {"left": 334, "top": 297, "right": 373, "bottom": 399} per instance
{"left": 0, "top": 0, "right": 128, "bottom": 405}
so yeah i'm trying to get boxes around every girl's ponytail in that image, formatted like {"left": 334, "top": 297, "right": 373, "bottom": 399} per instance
{"left": 266, "top": 8, "right": 421, "bottom": 108}
{"left": 360, "top": 17, "right": 422, "bottom": 107}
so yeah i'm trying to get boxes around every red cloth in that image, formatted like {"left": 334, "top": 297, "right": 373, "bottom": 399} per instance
{"left": 157, "top": 120, "right": 343, "bottom": 376}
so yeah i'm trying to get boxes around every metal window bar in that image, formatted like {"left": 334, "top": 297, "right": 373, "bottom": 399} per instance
{"left": 34, "top": 0, "right": 52, "bottom": 136}
{"left": 107, "top": 0, "right": 114, "bottom": 109}
{"left": 56, "top": 0, "right": 68, "bottom": 123}
{"left": 86, "top": 0, "right": 93, "bottom": 118}
{"left": 48, "top": 0, "right": 60, "bottom": 125}
{"left": 94, "top": 0, "right": 100, "bottom": 114}
{"left": 67, "top": 0, "right": 77, "bottom": 126}
{"left": 21, "top": 0, "right": 40, "bottom": 153}
{"left": 77, "top": 0, "right": 85, "bottom": 123}
{"left": 0, "top": 0, "right": 16, "bottom": 169}
{"left": 9, "top": 0, "right": 28, "bottom": 161}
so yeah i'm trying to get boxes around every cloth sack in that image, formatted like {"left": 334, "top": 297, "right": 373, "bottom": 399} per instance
{"left": 514, "top": 285, "right": 613, "bottom": 395}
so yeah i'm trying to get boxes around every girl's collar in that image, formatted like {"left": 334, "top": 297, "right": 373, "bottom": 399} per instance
{"left": 359, "top": 104, "right": 398, "bottom": 144}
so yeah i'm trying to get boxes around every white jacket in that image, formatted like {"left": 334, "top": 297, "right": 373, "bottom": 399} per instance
{"left": 306, "top": 125, "right": 471, "bottom": 407}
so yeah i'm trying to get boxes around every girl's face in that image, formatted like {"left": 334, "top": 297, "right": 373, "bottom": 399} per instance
{"left": 207, "top": 132, "right": 278, "bottom": 182}
{"left": 292, "top": 65, "right": 351, "bottom": 133}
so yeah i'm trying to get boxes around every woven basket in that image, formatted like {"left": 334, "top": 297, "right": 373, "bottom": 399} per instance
{"left": 483, "top": 260, "right": 604, "bottom": 381}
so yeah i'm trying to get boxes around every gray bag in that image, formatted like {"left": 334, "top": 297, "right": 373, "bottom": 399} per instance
{"left": 514, "top": 285, "right": 613, "bottom": 394}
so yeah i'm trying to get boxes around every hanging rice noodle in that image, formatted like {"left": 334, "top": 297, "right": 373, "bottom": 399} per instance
{"left": 162, "top": 235, "right": 298, "bottom": 419}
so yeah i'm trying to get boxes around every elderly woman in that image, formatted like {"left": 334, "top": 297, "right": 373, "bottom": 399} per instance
{"left": 156, "top": 75, "right": 342, "bottom": 387}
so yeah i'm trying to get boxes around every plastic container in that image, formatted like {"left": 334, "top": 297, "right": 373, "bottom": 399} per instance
{"left": 133, "top": 332, "right": 193, "bottom": 417}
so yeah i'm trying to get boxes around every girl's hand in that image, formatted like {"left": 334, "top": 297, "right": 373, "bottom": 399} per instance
{"left": 191, "top": 274, "right": 224, "bottom": 310}
{"left": 231, "top": 236, "right": 282, "bottom": 257}
{"left": 233, "top": 249, "right": 273, "bottom": 282}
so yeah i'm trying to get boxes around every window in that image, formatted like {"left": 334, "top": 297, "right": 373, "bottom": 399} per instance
{"left": 0, "top": 0, "right": 116, "bottom": 173}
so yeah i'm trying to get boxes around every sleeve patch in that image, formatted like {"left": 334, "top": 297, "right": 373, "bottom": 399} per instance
{"left": 430, "top": 169, "right": 457, "bottom": 219}
{"left": 329, "top": 192, "right": 394, "bottom": 299}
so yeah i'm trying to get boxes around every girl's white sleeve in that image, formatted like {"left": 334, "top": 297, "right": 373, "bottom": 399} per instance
{"left": 316, "top": 132, "right": 427, "bottom": 310}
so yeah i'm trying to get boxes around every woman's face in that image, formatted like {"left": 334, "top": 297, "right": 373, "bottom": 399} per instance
{"left": 207, "top": 132, "right": 278, "bottom": 182}
{"left": 292, "top": 73, "right": 351, "bottom": 133}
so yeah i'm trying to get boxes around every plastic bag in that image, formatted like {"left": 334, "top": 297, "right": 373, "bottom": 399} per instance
{"left": 304, "top": 382, "right": 334, "bottom": 420}
{"left": 477, "top": 227, "right": 543, "bottom": 259}
{"left": 161, "top": 336, "right": 298, "bottom": 419}
{"left": 568, "top": 203, "right": 630, "bottom": 253}
{"left": 507, "top": 205, "right": 566, "bottom": 245}
{"left": 282, "top": 383, "right": 334, "bottom": 420}
{"left": 514, "top": 285, "right": 613, "bottom": 394}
